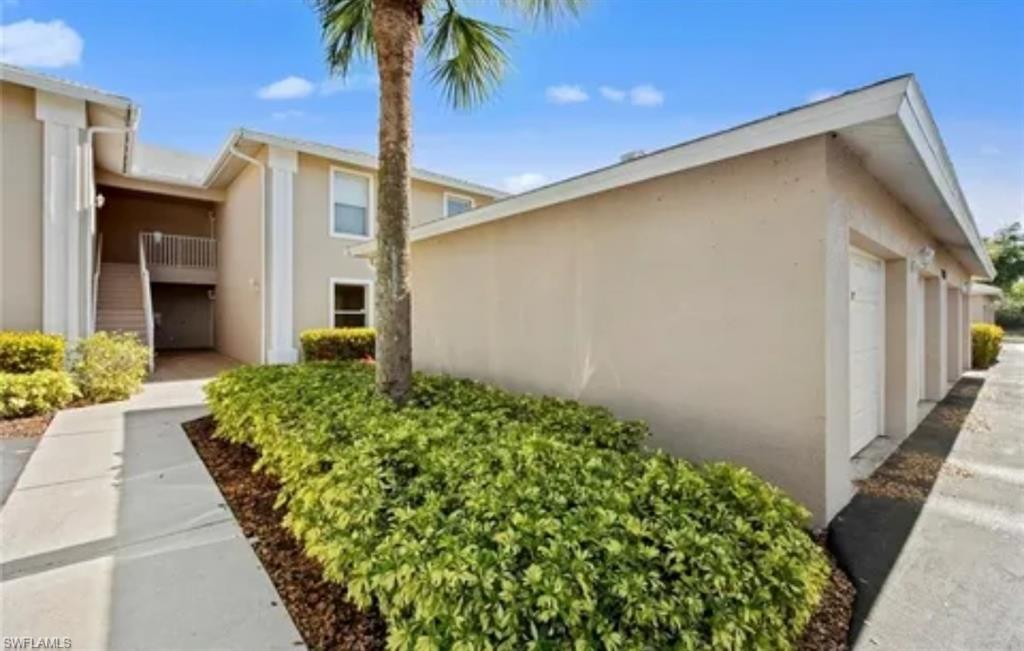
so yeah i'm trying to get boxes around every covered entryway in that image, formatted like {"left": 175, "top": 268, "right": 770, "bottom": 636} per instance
{"left": 849, "top": 248, "right": 885, "bottom": 455}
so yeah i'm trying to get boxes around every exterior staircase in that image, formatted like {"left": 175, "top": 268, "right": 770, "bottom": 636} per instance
{"left": 95, "top": 262, "right": 148, "bottom": 343}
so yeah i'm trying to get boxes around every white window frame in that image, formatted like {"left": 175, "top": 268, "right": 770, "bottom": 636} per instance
{"left": 443, "top": 191, "right": 475, "bottom": 218}
{"left": 329, "top": 277, "right": 373, "bottom": 328}
{"left": 328, "top": 166, "right": 375, "bottom": 240}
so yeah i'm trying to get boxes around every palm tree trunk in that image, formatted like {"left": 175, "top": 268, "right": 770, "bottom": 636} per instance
{"left": 372, "top": 0, "right": 419, "bottom": 403}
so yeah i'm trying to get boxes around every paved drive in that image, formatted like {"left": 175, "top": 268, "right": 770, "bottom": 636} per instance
{"left": 0, "top": 378, "right": 303, "bottom": 650}
{"left": 852, "top": 342, "right": 1024, "bottom": 650}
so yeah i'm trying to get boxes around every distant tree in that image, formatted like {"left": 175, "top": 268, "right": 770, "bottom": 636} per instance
{"left": 314, "top": 0, "right": 585, "bottom": 404}
{"left": 986, "top": 221, "right": 1024, "bottom": 291}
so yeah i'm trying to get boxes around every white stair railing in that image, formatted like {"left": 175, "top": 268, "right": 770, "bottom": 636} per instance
{"left": 141, "top": 232, "right": 217, "bottom": 269}
{"left": 91, "top": 233, "right": 103, "bottom": 333}
{"left": 138, "top": 234, "right": 155, "bottom": 372}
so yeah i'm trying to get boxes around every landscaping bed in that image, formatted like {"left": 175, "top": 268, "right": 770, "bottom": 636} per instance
{"left": 201, "top": 361, "right": 846, "bottom": 649}
{"left": 0, "top": 413, "right": 53, "bottom": 439}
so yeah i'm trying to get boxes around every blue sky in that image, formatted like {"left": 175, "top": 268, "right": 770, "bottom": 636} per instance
{"left": 2, "top": 0, "right": 1021, "bottom": 234}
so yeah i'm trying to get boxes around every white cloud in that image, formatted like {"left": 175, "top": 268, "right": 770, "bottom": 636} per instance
{"left": 257, "top": 76, "right": 315, "bottom": 100}
{"left": 503, "top": 172, "right": 547, "bottom": 193}
{"left": 807, "top": 89, "right": 838, "bottom": 103}
{"left": 629, "top": 84, "right": 664, "bottom": 107}
{"left": 546, "top": 85, "right": 588, "bottom": 104}
{"left": 320, "top": 74, "right": 378, "bottom": 95}
{"left": 599, "top": 86, "right": 626, "bottom": 102}
{"left": 271, "top": 109, "right": 306, "bottom": 120}
{"left": 0, "top": 19, "right": 83, "bottom": 68}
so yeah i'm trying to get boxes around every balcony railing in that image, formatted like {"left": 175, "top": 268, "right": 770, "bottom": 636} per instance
{"left": 141, "top": 232, "right": 216, "bottom": 269}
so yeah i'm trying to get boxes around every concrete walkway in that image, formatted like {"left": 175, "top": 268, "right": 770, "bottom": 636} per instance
{"left": 0, "top": 376, "right": 303, "bottom": 650}
{"left": 836, "top": 342, "right": 1024, "bottom": 650}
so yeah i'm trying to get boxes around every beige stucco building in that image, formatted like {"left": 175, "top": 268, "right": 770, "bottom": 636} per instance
{"left": 969, "top": 283, "right": 1003, "bottom": 325}
{"left": 355, "top": 75, "right": 994, "bottom": 524}
{"left": 0, "top": 64, "right": 501, "bottom": 367}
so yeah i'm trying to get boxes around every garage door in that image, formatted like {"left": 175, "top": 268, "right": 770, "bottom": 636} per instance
{"left": 917, "top": 275, "right": 927, "bottom": 401}
{"left": 850, "top": 249, "right": 885, "bottom": 456}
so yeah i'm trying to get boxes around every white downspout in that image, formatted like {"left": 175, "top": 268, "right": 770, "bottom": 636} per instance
{"left": 227, "top": 145, "right": 267, "bottom": 364}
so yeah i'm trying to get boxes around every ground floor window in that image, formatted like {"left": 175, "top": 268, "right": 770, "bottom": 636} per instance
{"left": 331, "top": 280, "right": 370, "bottom": 327}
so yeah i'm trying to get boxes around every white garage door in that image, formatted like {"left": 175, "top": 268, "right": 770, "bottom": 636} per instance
{"left": 850, "top": 249, "right": 885, "bottom": 456}
{"left": 917, "top": 275, "right": 927, "bottom": 401}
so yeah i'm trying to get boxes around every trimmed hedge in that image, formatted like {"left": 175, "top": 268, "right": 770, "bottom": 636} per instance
{"left": 971, "top": 323, "right": 1004, "bottom": 369}
{"left": 300, "top": 327, "right": 375, "bottom": 361}
{"left": 0, "top": 370, "right": 77, "bottom": 418}
{"left": 0, "top": 331, "right": 65, "bottom": 373}
{"left": 71, "top": 332, "right": 150, "bottom": 402}
{"left": 206, "top": 363, "right": 829, "bottom": 650}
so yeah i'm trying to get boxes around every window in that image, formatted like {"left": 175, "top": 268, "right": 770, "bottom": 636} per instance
{"left": 331, "top": 168, "right": 372, "bottom": 238}
{"left": 444, "top": 192, "right": 474, "bottom": 218}
{"left": 331, "top": 280, "right": 370, "bottom": 327}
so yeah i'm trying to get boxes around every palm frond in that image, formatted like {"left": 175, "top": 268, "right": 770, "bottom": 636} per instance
{"left": 424, "top": 4, "right": 511, "bottom": 109}
{"left": 314, "top": 0, "right": 376, "bottom": 76}
{"left": 499, "top": 0, "right": 586, "bottom": 25}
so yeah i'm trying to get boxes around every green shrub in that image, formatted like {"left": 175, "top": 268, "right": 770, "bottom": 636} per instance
{"left": 300, "top": 327, "right": 375, "bottom": 361}
{"left": 206, "top": 363, "right": 829, "bottom": 650}
{"left": 0, "top": 370, "right": 77, "bottom": 418}
{"left": 71, "top": 332, "right": 149, "bottom": 402}
{"left": 972, "top": 323, "right": 1004, "bottom": 369}
{"left": 995, "top": 302, "right": 1024, "bottom": 331}
{"left": 0, "top": 331, "right": 65, "bottom": 373}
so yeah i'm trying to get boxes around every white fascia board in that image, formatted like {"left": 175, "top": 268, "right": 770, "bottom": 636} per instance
{"left": 1, "top": 63, "right": 131, "bottom": 110}
{"left": 206, "top": 128, "right": 505, "bottom": 199}
{"left": 352, "top": 76, "right": 912, "bottom": 256}
{"left": 899, "top": 81, "right": 995, "bottom": 278}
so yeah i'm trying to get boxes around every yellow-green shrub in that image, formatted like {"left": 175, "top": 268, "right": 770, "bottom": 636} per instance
{"left": 71, "top": 332, "right": 149, "bottom": 402}
{"left": 972, "top": 323, "right": 1004, "bottom": 369}
{"left": 0, "top": 331, "right": 65, "bottom": 373}
{"left": 0, "top": 370, "right": 77, "bottom": 418}
{"left": 299, "top": 327, "right": 375, "bottom": 361}
{"left": 206, "top": 363, "right": 830, "bottom": 649}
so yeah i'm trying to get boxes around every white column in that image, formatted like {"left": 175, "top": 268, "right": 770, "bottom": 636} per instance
{"left": 36, "top": 91, "right": 87, "bottom": 342}
{"left": 265, "top": 146, "right": 298, "bottom": 364}
{"left": 946, "top": 286, "right": 963, "bottom": 383}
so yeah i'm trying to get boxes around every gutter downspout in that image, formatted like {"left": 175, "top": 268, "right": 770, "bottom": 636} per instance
{"left": 227, "top": 145, "right": 268, "bottom": 364}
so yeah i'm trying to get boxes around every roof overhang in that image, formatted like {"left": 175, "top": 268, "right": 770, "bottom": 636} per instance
{"left": 969, "top": 283, "right": 1003, "bottom": 298}
{"left": 203, "top": 129, "right": 506, "bottom": 199}
{"left": 1, "top": 63, "right": 136, "bottom": 175}
{"left": 355, "top": 75, "right": 993, "bottom": 279}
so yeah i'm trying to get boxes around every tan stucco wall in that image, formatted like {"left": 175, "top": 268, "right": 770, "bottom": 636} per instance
{"left": 0, "top": 82, "right": 43, "bottom": 331}
{"left": 969, "top": 295, "right": 996, "bottom": 324}
{"left": 97, "top": 186, "right": 214, "bottom": 263}
{"left": 411, "top": 137, "right": 833, "bottom": 518}
{"left": 214, "top": 156, "right": 263, "bottom": 364}
{"left": 292, "top": 152, "right": 495, "bottom": 343}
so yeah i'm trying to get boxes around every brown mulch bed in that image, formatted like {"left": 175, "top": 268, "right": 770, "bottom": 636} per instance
{"left": 184, "top": 415, "right": 853, "bottom": 650}
{"left": 0, "top": 413, "right": 53, "bottom": 439}
{"left": 182, "top": 416, "right": 386, "bottom": 651}
{"left": 797, "top": 534, "right": 856, "bottom": 651}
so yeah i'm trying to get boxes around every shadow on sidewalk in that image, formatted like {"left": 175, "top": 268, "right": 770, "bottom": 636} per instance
{"left": 828, "top": 374, "right": 985, "bottom": 646}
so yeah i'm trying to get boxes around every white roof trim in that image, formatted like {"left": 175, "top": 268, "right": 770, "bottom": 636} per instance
{"left": 352, "top": 75, "right": 993, "bottom": 279}
{"left": 0, "top": 63, "right": 131, "bottom": 109}
{"left": 205, "top": 129, "right": 506, "bottom": 199}
{"left": 969, "top": 283, "right": 1003, "bottom": 298}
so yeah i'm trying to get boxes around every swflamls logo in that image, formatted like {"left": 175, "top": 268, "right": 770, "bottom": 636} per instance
{"left": 2, "top": 638, "right": 73, "bottom": 649}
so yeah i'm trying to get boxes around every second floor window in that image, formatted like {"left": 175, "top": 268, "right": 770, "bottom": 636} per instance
{"left": 444, "top": 193, "right": 475, "bottom": 218}
{"left": 331, "top": 169, "right": 371, "bottom": 238}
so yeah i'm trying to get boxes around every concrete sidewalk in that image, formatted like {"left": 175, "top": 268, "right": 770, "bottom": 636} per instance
{"left": 836, "top": 342, "right": 1024, "bottom": 650}
{"left": 0, "top": 379, "right": 303, "bottom": 650}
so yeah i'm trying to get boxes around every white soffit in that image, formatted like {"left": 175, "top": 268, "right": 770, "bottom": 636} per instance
{"left": 361, "top": 75, "right": 992, "bottom": 278}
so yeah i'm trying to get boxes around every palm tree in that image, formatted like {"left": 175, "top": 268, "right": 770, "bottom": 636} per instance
{"left": 315, "top": 0, "right": 584, "bottom": 403}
